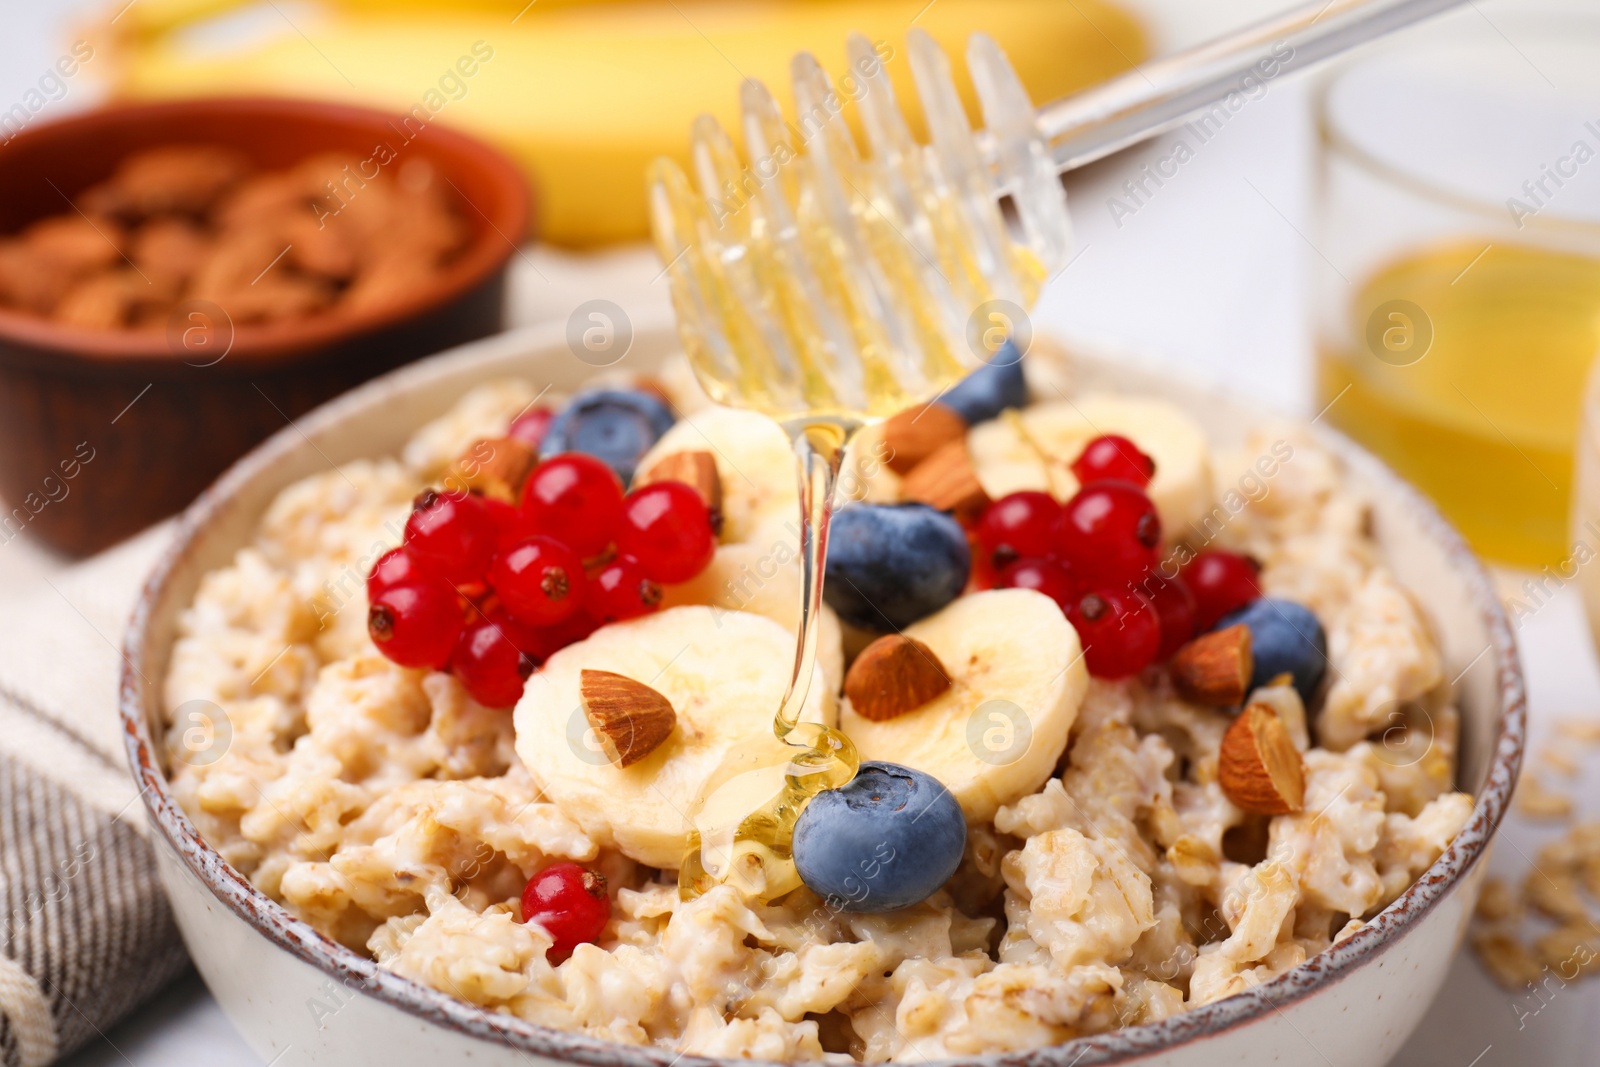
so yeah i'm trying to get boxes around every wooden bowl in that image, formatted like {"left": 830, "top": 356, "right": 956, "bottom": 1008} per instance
{"left": 0, "top": 97, "right": 529, "bottom": 556}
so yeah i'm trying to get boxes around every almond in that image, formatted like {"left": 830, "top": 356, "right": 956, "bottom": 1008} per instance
{"left": 578, "top": 669, "right": 677, "bottom": 768}
{"left": 633, "top": 376, "right": 677, "bottom": 408}
{"left": 1170, "top": 624, "right": 1253, "bottom": 706}
{"left": 883, "top": 402, "right": 968, "bottom": 475}
{"left": 635, "top": 449, "right": 723, "bottom": 515}
{"left": 445, "top": 436, "right": 536, "bottom": 502}
{"left": 901, "top": 438, "right": 990, "bottom": 514}
{"left": 843, "top": 634, "right": 952, "bottom": 721}
{"left": 1219, "top": 703, "right": 1305, "bottom": 815}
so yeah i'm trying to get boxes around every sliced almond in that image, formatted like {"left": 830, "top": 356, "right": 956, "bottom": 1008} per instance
{"left": 1219, "top": 703, "right": 1304, "bottom": 814}
{"left": 635, "top": 449, "right": 723, "bottom": 515}
{"left": 445, "top": 436, "right": 535, "bottom": 502}
{"left": 901, "top": 438, "right": 990, "bottom": 514}
{"left": 843, "top": 634, "right": 952, "bottom": 721}
{"left": 883, "top": 402, "right": 968, "bottom": 475}
{"left": 578, "top": 669, "right": 677, "bottom": 768}
{"left": 1170, "top": 624, "right": 1253, "bottom": 707}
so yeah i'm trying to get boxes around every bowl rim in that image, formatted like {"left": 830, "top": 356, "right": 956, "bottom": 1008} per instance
{"left": 0, "top": 95, "right": 529, "bottom": 366}
{"left": 119, "top": 319, "right": 1526, "bottom": 1066}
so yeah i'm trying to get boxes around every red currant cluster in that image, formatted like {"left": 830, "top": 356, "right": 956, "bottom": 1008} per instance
{"left": 366, "top": 452, "right": 716, "bottom": 708}
{"left": 972, "top": 434, "right": 1262, "bottom": 679}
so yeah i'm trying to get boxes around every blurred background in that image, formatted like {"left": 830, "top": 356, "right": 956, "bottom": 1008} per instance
{"left": 0, "top": 0, "right": 1597, "bottom": 1063}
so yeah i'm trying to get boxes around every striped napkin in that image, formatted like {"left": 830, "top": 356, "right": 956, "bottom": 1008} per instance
{"left": 0, "top": 526, "right": 188, "bottom": 1066}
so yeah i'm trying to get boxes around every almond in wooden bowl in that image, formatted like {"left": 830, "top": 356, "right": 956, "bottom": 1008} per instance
{"left": 0, "top": 97, "right": 528, "bottom": 555}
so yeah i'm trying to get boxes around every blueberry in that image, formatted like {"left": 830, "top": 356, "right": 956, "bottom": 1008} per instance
{"left": 939, "top": 340, "right": 1028, "bottom": 425}
{"left": 1217, "top": 597, "right": 1328, "bottom": 704}
{"left": 793, "top": 762, "right": 966, "bottom": 912}
{"left": 542, "top": 388, "right": 675, "bottom": 484}
{"left": 824, "top": 504, "right": 969, "bottom": 630}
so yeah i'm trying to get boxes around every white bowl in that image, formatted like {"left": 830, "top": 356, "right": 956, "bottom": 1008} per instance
{"left": 121, "top": 319, "right": 1525, "bottom": 1067}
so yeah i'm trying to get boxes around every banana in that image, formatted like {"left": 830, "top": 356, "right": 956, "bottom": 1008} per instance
{"left": 639, "top": 404, "right": 899, "bottom": 552}
{"left": 838, "top": 421, "right": 905, "bottom": 506}
{"left": 1016, "top": 333, "right": 1076, "bottom": 401}
{"left": 637, "top": 406, "right": 796, "bottom": 545}
{"left": 967, "top": 393, "right": 1214, "bottom": 535}
{"left": 111, "top": 1, "right": 1147, "bottom": 245}
{"left": 839, "top": 589, "right": 1088, "bottom": 823}
{"left": 660, "top": 543, "right": 845, "bottom": 696}
{"left": 655, "top": 353, "right": 715, "bottom": 417}
{"left": 515, "top": 606, "right": 833, "bottom": 869}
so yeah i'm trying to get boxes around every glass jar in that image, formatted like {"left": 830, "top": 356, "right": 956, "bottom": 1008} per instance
{"left": 1313, "top": 2, "right": 1600, "bottom": 568}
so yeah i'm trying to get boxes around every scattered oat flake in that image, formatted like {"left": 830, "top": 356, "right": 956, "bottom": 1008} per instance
{"left": 1517, "top": 774, "right": 1574, "bottom": 821}
{"left": 1570, "top": 822, "right": 1600, "bottom": 853}
{"left": 1539, "top": 838, "right": 1582, "bottom": 870}
{"left": 1538, "top": 745, "right": 1581, "bottom": 777}
{"left": 1584, "top": 856, "right": 1600, "bottom": 901}
{"left": 1472, "top": 766, "right": 1600, "bottom": 994}
{"left": 1555, "top": 717, "right": 1600, "bottom": 744}
{"left": 1524, "top": 869, "right": 1591, "bottom": 924}
{"left": 1475, "top": 878, "right": 1520, "bottom": 924}
{"left": 1472, "top": 931, "right": 1544, "bottom": 989}
{"left": 1533, "top": 924, "right": 1600, "bottom": 977}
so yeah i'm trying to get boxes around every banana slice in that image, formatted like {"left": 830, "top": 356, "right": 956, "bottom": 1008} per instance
{"left": 515, "top": 606, "right": 832, "bottom": 869}
{"left": 636, "top": 406, "right": 795, "bottom": 544}
{"left": 655, "top": 352, "right": 715, "bottom": 416}
{"left": 660, "top": 543, "right": 845, "bottom": 696}
{"left": 838, "top": 421, "right": 904, "bottom": 506}
{"left": 840, "top": 589, "right": 1087, "bottom": 823}
{"left": 967, "top": 394, "right": 1214, "bottom": 535}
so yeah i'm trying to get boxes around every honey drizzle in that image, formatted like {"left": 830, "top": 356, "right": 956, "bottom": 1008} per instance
{"left": 659, "top": 32, "right": 1063, "bottom": 902}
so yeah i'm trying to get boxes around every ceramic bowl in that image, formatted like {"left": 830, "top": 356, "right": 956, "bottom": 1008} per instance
{"left": 120, "top": 319, "right": 1525, "bottom": 1067}
{"left": 0, "top": 96, "right": 529, "bottom": 556}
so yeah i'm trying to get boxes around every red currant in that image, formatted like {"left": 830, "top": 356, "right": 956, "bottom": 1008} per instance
{"left": 588, "top": 554, "right": 664, "bottom": 624}
{"left": 618, "top": 482, "right": 716, "bottom": 584}
{"left": 520, "top": 610, "right": 602, "bottom": 661}
{"left": 998, "top": 557, "right": 1080, "bottom": 613}
{"left": 521, "top": 862, "right": 610, "bottom": 963}
{"left": 1071, "top": 434, "right": 1155, "bottom": 488}
{"left": 965, "top": 531, "right": 997, "bottom": 591}
{"left": 507, "top": 407, "right": 555, "bottom": 450}
{"left": 521, "top": 454, "right": 625, "bottom": 559}
{"left": 1182, "top": 550, "right": 1262, "bottom": 631}
{"left": 1143, "top": 574, "right": 1198, "bottom": 661}
{"left": 1068, "top": 587, "right": 1160, "bottom": 679}
{"left": 1057, "top": 481, "right": 1161, "bottom": 585}
{"left": 969, "top": 559, "right": 997, "bottom": 592}
{"left": 490, "top": 536, "right": 587, "bottom": 626}
{"left": 976, "top": 491, "right": 1063, "bottom": 567}
{"left": 367, "top": 546, "right": 427, "bottom": 601}
{"left": 451, "top": 612, "right": 537, "bottom": 707}
{"left": 404, "top": 490, "right": 499, "bottom": 586}
{"left": 478, "top": 496, "right": 529, "bottom": 553}
{"left": 367, "top": 579, "right": 464, "bottom": 669}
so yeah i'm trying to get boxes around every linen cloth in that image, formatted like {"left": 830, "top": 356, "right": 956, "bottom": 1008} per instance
{"left": 0, "top": 526, "right": 187, "bottom": 1066}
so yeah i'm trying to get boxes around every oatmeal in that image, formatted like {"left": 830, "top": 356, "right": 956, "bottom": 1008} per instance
{"left": 164, "top": 351, "right": 1473, "bottom": 1060}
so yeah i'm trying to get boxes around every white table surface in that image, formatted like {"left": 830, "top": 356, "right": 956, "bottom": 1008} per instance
{"left": 0, "top": 0, "right": 1594, "bottom": 1064}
